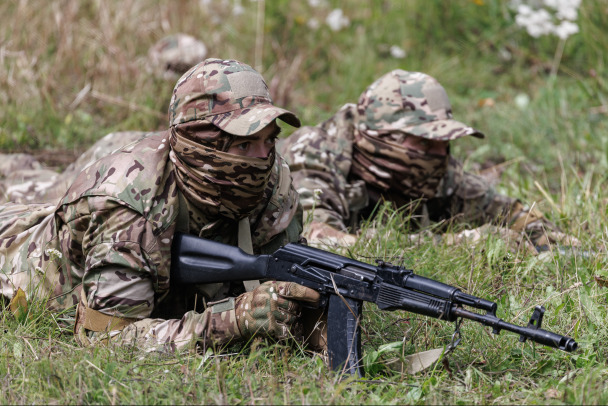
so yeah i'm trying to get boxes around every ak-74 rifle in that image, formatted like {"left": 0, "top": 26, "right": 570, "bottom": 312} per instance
{"left": 171, "top": 233, "right": 577, "bottom": 375}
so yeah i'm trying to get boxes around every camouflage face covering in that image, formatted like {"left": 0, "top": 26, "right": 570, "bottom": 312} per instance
{"left": 169, "top": 126, "right": 274, "bottom": 220}
{"left": 351, "top": 128, "right": 448, "bottom": 199}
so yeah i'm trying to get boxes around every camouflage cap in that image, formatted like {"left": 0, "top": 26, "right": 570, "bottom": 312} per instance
{"left": 169, "top": 58, "right": 301, "bottom": 136}
{"left": 356, "top": 70, "right": 484, "bottom": 140}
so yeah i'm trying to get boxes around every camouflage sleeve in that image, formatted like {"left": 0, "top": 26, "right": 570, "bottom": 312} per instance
{"left": 280, "top": 126, "right": 352, "bottom": 231}
{"left": 112, "top": 307, "right": 213, "bottom": 352}
{"left": 81, "top": 266, "right": 238, "bottom": 352}
{"left": 436, "top": 157, "right": 565, "bottom": 246}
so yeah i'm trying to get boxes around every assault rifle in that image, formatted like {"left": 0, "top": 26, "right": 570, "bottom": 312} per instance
{"left": 171, "top": 233, "right": 577, "bottom": 376}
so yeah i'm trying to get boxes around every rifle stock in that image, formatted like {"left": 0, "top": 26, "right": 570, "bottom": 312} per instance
{"left": 171, "top": 233, "right": 577, "bottom": 375}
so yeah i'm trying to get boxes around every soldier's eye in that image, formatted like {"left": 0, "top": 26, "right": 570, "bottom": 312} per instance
{"left": 236, "top": 141, "right": 250, "bottom": 151}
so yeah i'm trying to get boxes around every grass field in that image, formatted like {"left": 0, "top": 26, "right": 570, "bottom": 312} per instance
{"left": 1, "top": 0, "right": 608, "bottom": 404}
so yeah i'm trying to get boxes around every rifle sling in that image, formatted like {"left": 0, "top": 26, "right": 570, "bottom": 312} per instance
{"left": 239, "top": 217, "right": 260, "bottom": 291}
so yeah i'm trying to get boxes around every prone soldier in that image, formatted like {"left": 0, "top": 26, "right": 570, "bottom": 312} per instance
{"left": 280, "top": 70, "right": 579, "bottom": 252}
{"left": 0, "top": 58, "right": 323, "bottom": 352}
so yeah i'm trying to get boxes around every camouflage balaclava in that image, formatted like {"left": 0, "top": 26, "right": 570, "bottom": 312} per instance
{"left": 168, "top": 58, "right": 301, "bottom": 220}
{"left": 352, "top": 70, "right": 484, "bottom": 199}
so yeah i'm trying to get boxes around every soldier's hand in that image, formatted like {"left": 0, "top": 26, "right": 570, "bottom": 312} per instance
{"left": 534, "top": 230, "right": 581, "bottom": 248}
{"left": 306, "top": 221, "right": 358, "bottom": 248}
{"left": 442, "top": 224, "right": 538, "bottom": 255}
{"left": 235, "top": 281, "right": 320, "bottom": 341}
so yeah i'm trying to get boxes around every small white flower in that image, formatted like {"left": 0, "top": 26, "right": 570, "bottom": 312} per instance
{"left": 326, "top": 9, "right": 349, "bottom": 31}
{"left": 512, "top": 0, "right": 581, "bottom": 39}
{"left": 232, "top": 4, "right": 244, "bottom": 16}
{"left": 307, "top": 17, "right": 320, "bottom": 30}
{"left": 390, "top": 45, "right": 407, "bottom": 59}
{"left": 554, "top": 20, "right": 579, "bottom": 39}
{"left": 308, "top": 0, "right": 326, "bottom": 7}
{"left": 514, "top": 93, "right": 530, "bottom": 110}
{"left": 45, "top": 248, "right": 63, "bottom": 259}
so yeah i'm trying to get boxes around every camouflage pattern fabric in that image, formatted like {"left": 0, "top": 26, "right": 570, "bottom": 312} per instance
{"left": 351, "top": 127, "right": 449, "bottom": 199}
{"left": 170, "top": 123, "right": 275, "bottom": 220}
{"left": 148, "top": 34, "right": 208, "bottom": 80}
{"left": 356, "top": 70, "right": 484, "bottom": 140}
{"left": 280, "top": 101, "right": 566, "bottom": 248}
{"left": 0, "top": 131, "right": 302, "bottom": 352}
{"left": 1, "top": 58, "right": 305, "bottom": 352}
{"left": 169, "top": 58, "right": 300, "bottom": 135}
{"left": 0, "top": 131, "right": 147, "bottom": 204}
{"left": 234, "top": 280, "right": 320, "bottom": 341}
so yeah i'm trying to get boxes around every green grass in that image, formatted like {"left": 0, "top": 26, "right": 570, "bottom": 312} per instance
{"left": 1, "top": 0, "right": 608, "bottom": 404}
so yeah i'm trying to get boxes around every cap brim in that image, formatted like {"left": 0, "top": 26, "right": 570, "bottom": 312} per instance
{"left": 209, "top": 103, "right": 301, "bottom": 136}
{"left": 402, "top": 119, "right": 485, "bottom": 140}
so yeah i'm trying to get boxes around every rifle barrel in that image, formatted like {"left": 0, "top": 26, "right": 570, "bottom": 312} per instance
{"left": 452, "top": 307, "right": 577, "bottom": 352}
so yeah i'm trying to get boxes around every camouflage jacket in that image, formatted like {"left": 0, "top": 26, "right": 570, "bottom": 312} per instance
{"left": 0, "top": 132, "right": 301, "bottom": 351}
{"left": 280, "top": 104, "right": 557, "bottom": 244}
{"left": 0, "top": 131, "right": 147, "bottom": 205}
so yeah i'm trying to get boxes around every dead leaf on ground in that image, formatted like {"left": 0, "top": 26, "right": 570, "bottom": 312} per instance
{"left": 9, "top": 287, "right": 28, "bottom": 320}
{"left": 594, "top": 275, "right": 608, "bottom": 288}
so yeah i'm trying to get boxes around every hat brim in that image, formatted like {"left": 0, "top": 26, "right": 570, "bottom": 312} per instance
{"left": 402, "top": 119, "right": 485, "bottom": 141}
{"left": 208, "top": 103, "right": 301, "bottom": 136}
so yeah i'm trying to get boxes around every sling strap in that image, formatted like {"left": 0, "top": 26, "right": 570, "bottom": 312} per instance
{"left": 74, "top": 288, "right": 138, "bottom": 345}
{"left": 239, "top": 217, "right": 260, "bottom": 291}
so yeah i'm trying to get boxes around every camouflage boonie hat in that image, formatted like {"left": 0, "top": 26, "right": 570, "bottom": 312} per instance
{"left": 356, "top": 70, "right": 484, "bottom": 141}
{"left": 148, "top": 34, "right": 208, "bottom": 79}
{"left": 169, "top": 58, "right": 301, "bottom": 136}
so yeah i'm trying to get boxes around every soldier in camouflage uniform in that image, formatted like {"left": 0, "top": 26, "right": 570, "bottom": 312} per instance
{"left": 280, "top": 70, "right": 578, "bottom": 251}
{"left": 0, "top": 58, "right": 321, "bottom": 352}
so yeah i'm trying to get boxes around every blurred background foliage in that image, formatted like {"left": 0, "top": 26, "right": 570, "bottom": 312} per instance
{"left": 0, "top": 0, "right": 606, "bottom": 167}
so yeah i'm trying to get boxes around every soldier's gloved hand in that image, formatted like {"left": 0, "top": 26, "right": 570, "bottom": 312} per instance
{"left": 531, "top": 229, "right": 581, "bottom": 248}
{"left": 442, "top": 224, "right": 537, "bottom": 255}
{"left": 235, "top": 281, "right": 320, "bottom": 341}
{"left": 306, "top": 221, "right": 358, "bottom": 248}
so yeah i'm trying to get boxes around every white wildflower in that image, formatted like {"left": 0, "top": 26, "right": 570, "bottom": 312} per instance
{"left": 514, "top": 93, "right": 530, "bottom": 110}
{"left": 554, "top": 20, "right": 579, "bottom": 39}
{"left": 326, "top": 8, "right": 349, "bottom": 32}
{"left": 232, "top": 0, "right": 244, "bottom": 16}
{"left": 307, "top": 0, "right": 326, "bottom": 7}
{"left": 511, "top": 0, "right": 580, "bottom": 39}
{"left": 45, "top": 248, "right": 63, "bottom": 259}
{"left": 307, "top": 17, "right": 320, "bottom": 30}
{"left": 390, "top": 45, "right": 407, "bottom": 59}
